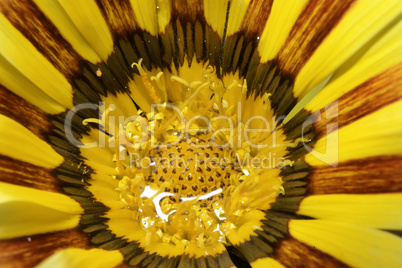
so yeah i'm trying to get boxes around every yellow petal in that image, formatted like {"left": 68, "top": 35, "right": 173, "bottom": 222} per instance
{"left": 203, "top": 0, "right": 229, "bottom": 38}
{"left": 294, "top": 0, "right": 402, "bottom": 98}
{"left": 32, "top": 0, "right": 102, "bottom": 63}
{"left": 107, "top": 216, "right": 177, "bottom": 257}
{"left": 0, "top": 202, "right": 80, "bottom": 240}
{"left": 79, "top": 129, "right": 118, "bottom": 175}
{"left": 305, "top": 17, "right": 402, "bottom": 112}
{"left": 36, "top": 248, "right": 123, "bottom": 268}
{"left": 0, "top": 115, "right": 63, "bottom": 169}
{"left": 305, "top": 99, "right": 402, "bottom": 166}
{"left": 226, "top": 0, "right": 251, "bottom": 36}
{"left": 89, "top": 173, "right": 125, "bottom": 211}
{"left": 58, "top": 0, "right": 113, "bottom": 61}
{"left": 258, "top": 0, "right": 309, "bottom": 62}
{"left": 227, "top": 210, "right": 266, "bottom": 246}
{"left": 0, "top": 182, "right": 83, "bottom": 239}
{"left": 155, "top": 0, "right": 171, "bottom": 34}
{"left": 289, "top": 219, "right": 402, "bottom": 268}
{"left": 298, "top": 193, "right": 402, "bottom": 229}
{"left": 224, "top": 0, "right": 273, "bottom": 41}
{"left": 0, "top": 13, "right": 73, "bottom": 111}
{"left": 273, "top": 238, "right": 347, "bottom": 267}
{"left": 0, "top": 55, "right": 66, "bottom": 114}
{"left": 129, "top": 0, "right": 159, "bottom": 36}
{"left": 0, "top": 182, "right": 83, "bottom": 216}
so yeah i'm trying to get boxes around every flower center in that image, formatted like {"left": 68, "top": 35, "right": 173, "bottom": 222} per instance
{"left": 117, "top": 126, "right": 246, "bottom": 247}
{"left": 146, "top": 132, "right": 244, "bottom": 205}
{"left": 83, "top": 59, "right": 290, "bottom": 251}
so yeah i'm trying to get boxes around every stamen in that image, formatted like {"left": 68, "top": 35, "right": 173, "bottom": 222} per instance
{"left": 171, "top": 75, "right": 191, "bottom": 87}
{"left": 82, "top": 118, "right": 102, "bottom": 125}
{"left": 189, "top": 81, "right": 203, "bottom": 89}
{"left": 150, "top": 72, "right": 167, "bottom": 101}
{"left": 158, "top": 81, "right": 210, "bottom": 132}
{"left": 131, "top": 58, "right": 146, "bottom": 75}
{"left": 82, "top": 104, "right": 114, "bottom": 127}
{"left": 226, "top": 80, "right": 239, "bottom": 91}
{"left": 132, "top": 59, "right": 161, "bottom": 103}
{"left": 286, "top": 137, "right": 311, "bottom": 147}
{"left": 203, "top": 65, "right": 214, "bottom": 78}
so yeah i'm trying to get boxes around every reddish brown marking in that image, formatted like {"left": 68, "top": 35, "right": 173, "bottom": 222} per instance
{"left": 0, "top": 85, "right": 53, "bottom": 141}
{"left": 278, "top": 0, "right": 356, "bottom": 77}
{"left": 239, "top": 0, "right": 273, "bottom": 39}
{"left": 171, "top": 0, "right": 204, "bottom": 21}
{"left": 308, "top": 155, "right": 402, "bottom": 194}
{"left": 95, "top": 0, "right": 137, "bottom": 40}
{"left": 0, "top": 0, "right": 83, "bottom": 80}
{"left": 274, "top": 238, "right": 349, "bottom": 267}
{"left": 0, "top": 228, "right": 91, "bottom": 268}
{"left": 0, "top": 155, "right": 62, "bottom": 193}
{"left": 314, "top": 64, "right": 402, "bottom": 138}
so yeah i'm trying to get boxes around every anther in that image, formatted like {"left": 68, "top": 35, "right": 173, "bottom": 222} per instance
{"left": 132, "top": 59, "right": 161, "bottom": 103}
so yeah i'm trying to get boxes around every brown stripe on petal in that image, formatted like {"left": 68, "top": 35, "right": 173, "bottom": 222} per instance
{"left": 314, "top": 64, "right": 402, "bottom": 138}
{"left": 0, "top": 155, "right": 62, "bottom": 192}
{"left": 235, "top": 235, "right": 274, "bottom": 263}
{"left": 171, "top": 0, "right": 204, "bottom": 21}
{"left": 0, "top": 228, "right": 91, "bottom": 268}
{"left": 0, "top": 0, "right": 83, "bottom": 80}
{"left": 277, "top": 0, "right": 356, "bottom": 77}
{"left": 0, "top": 85, "right": 52, "bottom": 141}
{"left": 121, "top": 242, "right": 179, "bottom": 267}
{"left": 95, "top": 0, "right": 163, "bottom": 72}
{"left": 178, "top": 253, "right": 236, "bottom": 268}
{"left": 173, "top": 0, "right": 206, "bottom": 66}
{"left": 170, "top": 0, "right": 205, "bottom": 68}
{"left": 162, "top": 0, "right": 223, "bottom": 69}
{"left": 308, "top": 155, "right": 402, "bottom": 194}
{"left": 238, "top": 0, "right": 273, "bottom": 39}
{"left": 95, "top": 0, "right": 137, "bottom": 40}
{"left": 274, "top": 238, "right": 349, "bottom": 268}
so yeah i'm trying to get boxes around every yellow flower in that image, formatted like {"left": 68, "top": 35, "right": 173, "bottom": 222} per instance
{"left": 0, "top": 0, "right": 402, "bottom": 267}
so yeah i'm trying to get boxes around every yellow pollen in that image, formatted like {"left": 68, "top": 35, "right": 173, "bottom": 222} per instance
{"left": 132, "top": 59, "right": 161, "bottom": 103}
{"left": 96, "top": 68, "right": 102, "bottom": 77}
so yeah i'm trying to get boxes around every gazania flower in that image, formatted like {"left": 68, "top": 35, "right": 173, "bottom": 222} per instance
{"left": 1, "top": 0, "right": 401, "bottom": 267}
